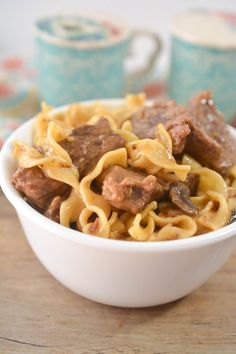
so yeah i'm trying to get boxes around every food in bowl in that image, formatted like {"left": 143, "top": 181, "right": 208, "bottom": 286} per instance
{"left": 1, "top": 93, "right": 236, "bottom": 307}
{"left": 12, "top": 91, "right": 236, "bottom": 241}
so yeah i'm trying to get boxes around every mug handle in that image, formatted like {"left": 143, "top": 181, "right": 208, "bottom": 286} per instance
{"left": 125, "top": 29, "right": 162, "bottom": 91}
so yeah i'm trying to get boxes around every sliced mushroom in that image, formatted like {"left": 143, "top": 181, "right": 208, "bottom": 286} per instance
{"left": 229, "top": 209, "right": 236, "bottom": 224}
{"left": 184, "top": 173, "right": 200, "bottom": 196}
{"left": 169, "top": 182, "right": 198, "bottom": 216}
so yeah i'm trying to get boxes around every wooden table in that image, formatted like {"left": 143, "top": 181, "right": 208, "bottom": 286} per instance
{"left": 0, "top": 193, "right": 235, "bottom": 354}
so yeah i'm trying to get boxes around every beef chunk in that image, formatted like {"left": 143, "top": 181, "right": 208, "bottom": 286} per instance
{"left": 12, "top": 166, "right": 70, "bottom": 210}
{"left": 186, "top": 91, "right": 236, "bottom": 175}
{"left": 60, "top": 118, "right": 125, "bottom": 178}
{"left": 44, "top": 195, "right": 63, "bottom": 223}
{"left": 165, "top": 119, "right": 191, "bottom": 155}
{"left": 132, "top": 92, "right": 236, "bottom": 175}
{"left": 169, "top": 182, "right": 198, "bottom": 216}
{"left": 131, "top": 101, "right": 192, "bottom": 154}
{"left": 102, "top": 165, "right": 166, "bottom": 214}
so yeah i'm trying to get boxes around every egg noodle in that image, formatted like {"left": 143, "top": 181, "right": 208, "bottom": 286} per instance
{"left": 13, "top": 94, "right": 234, "bottom": 241}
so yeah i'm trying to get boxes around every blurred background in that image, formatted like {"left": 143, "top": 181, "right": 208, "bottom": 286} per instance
{"left": 1, "top": 0, "right": 235, "bottom": 71}
{"left": 0, "top": 0, "right": 236, "bottom": 146}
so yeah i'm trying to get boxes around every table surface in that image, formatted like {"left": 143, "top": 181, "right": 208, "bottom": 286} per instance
{"left": 0, "top": 193, "right": 236, "bottom": 354}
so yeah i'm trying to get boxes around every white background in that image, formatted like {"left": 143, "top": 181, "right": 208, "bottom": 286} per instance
{"left": 1, "top": 0, "right": 236, "bottom": 72}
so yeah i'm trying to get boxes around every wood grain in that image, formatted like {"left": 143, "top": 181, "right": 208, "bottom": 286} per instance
{"left": 0, "top": 193, "right": 235, "bottom": 354}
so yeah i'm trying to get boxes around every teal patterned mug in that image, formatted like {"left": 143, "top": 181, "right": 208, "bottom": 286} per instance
{"left": 35, "top": 14, "right": 161, "bottom": 106}
{"left": 168, "top": 10, "right": 236, "bottom": 122}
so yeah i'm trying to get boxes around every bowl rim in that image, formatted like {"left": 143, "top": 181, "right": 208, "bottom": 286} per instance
{"left": 1, "top": 98, "right": 236, "bottom": 252}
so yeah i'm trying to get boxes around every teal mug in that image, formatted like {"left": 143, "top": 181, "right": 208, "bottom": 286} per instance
{"left": 35, "top": 14, "right": 161, "bottom": 106}
{"left": 168, "top": 10, "right": 236, "bottom": 122}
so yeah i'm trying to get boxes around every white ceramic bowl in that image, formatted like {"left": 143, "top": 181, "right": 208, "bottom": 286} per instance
{"left": 1, "top": 100, "right": 236, "bottom": 308}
